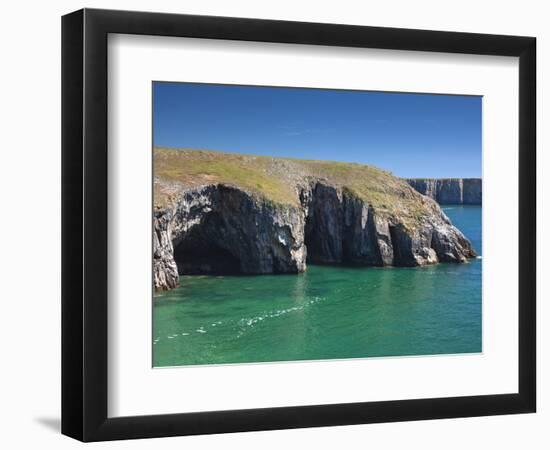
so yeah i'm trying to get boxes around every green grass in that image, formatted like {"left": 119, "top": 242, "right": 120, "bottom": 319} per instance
{"left": 154, "top": 148, "right": 298, "bottom": 206}
{"left": 154, "top": 147, "right": 434, "bottom": 228}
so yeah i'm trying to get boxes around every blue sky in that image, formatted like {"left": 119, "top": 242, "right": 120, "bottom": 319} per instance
{"left": 153, "top": 82, "right": 481, "bottom": 178}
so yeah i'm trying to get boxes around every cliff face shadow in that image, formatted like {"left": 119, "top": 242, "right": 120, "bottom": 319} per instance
{"left": 173, "top": 213, "right": 242, "bottom": 275}
{"left": 304, "top": 183, "right": 343, "bottom": 265}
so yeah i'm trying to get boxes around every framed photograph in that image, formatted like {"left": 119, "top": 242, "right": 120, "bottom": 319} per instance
{"left": 61, "top": 8, "right": 536, "bottom": 441}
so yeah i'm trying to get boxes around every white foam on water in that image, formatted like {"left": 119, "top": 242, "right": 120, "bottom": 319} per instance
{"left": 238, "top": 296, "right": 326, "bottom": 330}
{"left": 160, "top": 296, "right": 328, "bottom": 343}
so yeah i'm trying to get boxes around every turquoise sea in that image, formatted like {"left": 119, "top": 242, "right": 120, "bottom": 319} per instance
{"left": 153, "top": 206, "right": 482, "bottom": 367}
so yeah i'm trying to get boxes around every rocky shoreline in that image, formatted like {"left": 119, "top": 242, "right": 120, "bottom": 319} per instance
{"left": 154, "top": 180, "right": 476, "bottom": 291}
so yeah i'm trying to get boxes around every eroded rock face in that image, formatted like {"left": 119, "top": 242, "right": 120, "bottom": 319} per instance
{"left": 153, "top": 182, "right": 476, "bottom": 291}
{"left": 154, "top": 185, "right": 306, "bottom": 290}
{"left": 406, "top": 178, "right": 482, "bottom": 205}
{"left": 153, "top": 212, "right": 179, "bottom": 290}
{"left": 302, "top": 184, "right": 389, "bottom": 266}
{"left": 463, "top": 179, "right": 482, "bottom": 204}
{"left": 300, "top": 182, "right": 473, "bottom": 268}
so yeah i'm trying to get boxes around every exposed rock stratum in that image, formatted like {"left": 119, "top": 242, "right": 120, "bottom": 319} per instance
{"left": 406, "top": 178, "right": 482, "bottom": 205}
{"left": 154, "top": 149, "right": 476, "bottom": 291}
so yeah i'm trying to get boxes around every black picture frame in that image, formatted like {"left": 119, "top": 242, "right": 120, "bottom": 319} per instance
{"left": 62, "top": 8, "right": 536, "bottom": 442}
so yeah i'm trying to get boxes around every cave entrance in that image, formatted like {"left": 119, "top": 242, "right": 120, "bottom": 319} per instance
{"left": 304, "top": 215, "right": 331, "bottom": 264}
{"left": 303, "top": 184, "right": 343, "bottom": 265}
{"left": 173, "top": 214, "right": 242, "bottom": 275}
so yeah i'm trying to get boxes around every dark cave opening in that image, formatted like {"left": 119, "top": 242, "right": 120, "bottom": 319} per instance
{"left": 304, "top": 216, "right": 337, "bottom": 264}
{"left": 388, "top": 224, "right": 416, "bottom": 267}
{"left": 173, "top": 215, "right": 242, "bottom": 275}
{"left": 303, "top": 184, "right": 343, "bottom": 265}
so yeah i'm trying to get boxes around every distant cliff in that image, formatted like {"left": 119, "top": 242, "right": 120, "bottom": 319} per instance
{"left": 153, "top": 149, "right": 476, "bottom": 291}
{"left": 405, "top": 178, "right": 482, "bottom": 205}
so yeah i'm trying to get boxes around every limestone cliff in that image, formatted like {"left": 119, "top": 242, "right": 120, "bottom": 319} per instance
{"left": 406, "top": 178, "right": 482, "bottom": 205}
{"left": 154, "top": 149, "right": 477, "bottom": 291}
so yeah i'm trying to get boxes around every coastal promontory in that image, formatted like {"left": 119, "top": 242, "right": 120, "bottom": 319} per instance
{"left": 406, "top": 178, "right": 482, "bottom": 205}
{"left": 154, "top": 148, "right": 476, "bottom": 291}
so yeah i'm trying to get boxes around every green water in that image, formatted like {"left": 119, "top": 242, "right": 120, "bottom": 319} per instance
{"left": 153, "top": 206, "right": 482, "bottom": 367}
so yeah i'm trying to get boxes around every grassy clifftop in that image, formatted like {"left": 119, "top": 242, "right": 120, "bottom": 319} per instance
{"left": 154, "top": 147, "right": 432, "bottom": 224}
